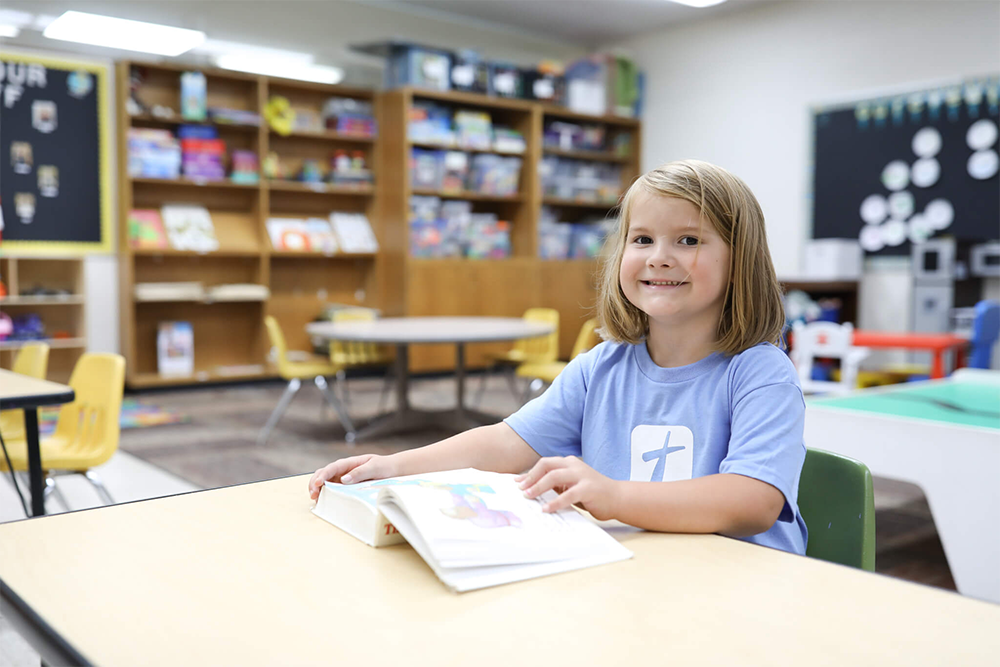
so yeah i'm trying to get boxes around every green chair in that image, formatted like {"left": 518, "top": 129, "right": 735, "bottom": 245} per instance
{"left": 798, "top": 448, "right": 876, "bottom": 571}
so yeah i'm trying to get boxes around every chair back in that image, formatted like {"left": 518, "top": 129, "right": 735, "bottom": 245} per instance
{"left": 969, "top": 300, "right": 1000, "bottom": 369}
{"left": 791, "top": 321, "right": 869, "bottom": 394}
{"left": 798, "top": 448, "right": 876, "bottom": 571}
{"left": 513, "top": 308, "right": 560, "bottom": 363}
{"left": 0, "top": 343, "right": 51, "bottom": 441}
{"left": 264, "top": 316, "right": 296, "bottom": 378}
{"left": 51, "top": 353, "right": 126, "bottom": 466}
{"left": 330, "top": 308, "right": 382, "bottom": 364}
{"left": 569, "top": 319, "right": 601, "bottom": 360}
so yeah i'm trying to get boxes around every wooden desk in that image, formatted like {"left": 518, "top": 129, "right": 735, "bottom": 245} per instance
{"left": 852, "top": 330, "right": 968, "bottom": 379}
{"left": 0, "top": 368, "right": 75, "bottom": 516}
{"left": 1, "top": 475, "right": 997, "bottom": 666}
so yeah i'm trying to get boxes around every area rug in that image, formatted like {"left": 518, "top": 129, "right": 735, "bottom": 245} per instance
{"left": 39, "top": 399, "right": 190, "bottom": 436}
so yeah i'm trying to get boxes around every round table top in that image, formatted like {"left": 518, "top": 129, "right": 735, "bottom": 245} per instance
{"left": 306, "top": 317, "right": 555, "bottom": 344}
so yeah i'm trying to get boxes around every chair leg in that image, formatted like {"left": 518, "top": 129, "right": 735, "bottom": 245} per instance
{"left": 336, "top": 370, "right": 350, "bottom": 408}
{"left": 315, "top": 376, "right": 357, "bottom": 443}
{"left": 257, "top": 378, "right": 301, "bottom": 446}
{"left": 519, "top": 378, "right": 545, "bottom": 407}
{"left": 504, "top": 366, "right": 522, "bottom": 402}
{"left": 44, "top": 476, "right": 71, "bottom": 512}
{"left": 473, "top": 364, "right": 493, "bottom": 408}
{"left": 84, "top": 470, "right": 115, "bottom": 506}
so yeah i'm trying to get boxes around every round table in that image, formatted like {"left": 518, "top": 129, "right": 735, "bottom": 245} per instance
{"left": 305, "top": 317, "right": 555, "bottom": 441}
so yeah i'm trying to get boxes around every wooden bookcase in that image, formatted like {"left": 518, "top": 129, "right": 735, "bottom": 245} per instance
{"left": 379, "top": 88, "right": 641, "bottom": 372}
{"left": 0, "top": 257, "right": 86, "bottom": 384}
{"left": 117, "top": 61, "right": 380, "bottom": 389}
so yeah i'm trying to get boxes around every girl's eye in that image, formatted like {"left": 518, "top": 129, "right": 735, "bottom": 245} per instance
{"left": 680, "top": 236, "right": 700, "bottom": 246}
{"left": 632, "top": 235, "right": 652, "bottom": 245}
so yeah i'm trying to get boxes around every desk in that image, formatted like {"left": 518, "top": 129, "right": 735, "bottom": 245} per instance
{"left": 306, "top": 317, "right": 554, "bottom": 441}
{"left": 805, "top": 369, "right": 1000, "bottom": 603}
{"left": 852, "top": 330, "right": 968, "bottom": 379}
{"left": 0, "top": 369, "right": 75, "bottom": 516}
{"left": 1, "top": 475, "right": 997, "bottom": 666}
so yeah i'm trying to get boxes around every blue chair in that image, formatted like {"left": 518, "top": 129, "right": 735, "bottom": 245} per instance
{"left": 968, "top": 300, "right": 999, "bottom": 369}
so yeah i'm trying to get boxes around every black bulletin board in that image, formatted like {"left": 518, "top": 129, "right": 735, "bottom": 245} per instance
{"left": 0, "top": 52, "right": 112, "bottom": 254}
{"left": 812, "top": 76, "right": 1000, "bottom": 255}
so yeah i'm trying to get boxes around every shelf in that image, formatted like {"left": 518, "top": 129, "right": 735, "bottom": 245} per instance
{"left": 540, "top": 104, "right": 641, "bottom": 126}
{"left": 407, "top": 87, "right": 534, "bottom": 112}
{"left": 134, "top": 297, "right": 268, "bottom": 304}
{"left": 131, "top": 249, "right": 261, "bottom": 257}
{"left": 131, "top": 177, "right": 259, "bottom": 189}
{"left": 412, "top": 189, "right": 522, "bottom": 202}
{"left": 542, "top": 147, "right": 630, "bottom": 163}
{"left": 270, "top": 251, "right": 377, "bottom": 259}
{"left": 542, "top": 197, "right": 620, "bottom": 209}
{"left": 129, "top": 114, "right": 260, "bottom": 132}
{"left": 266, "top": 181, "right": 374, "bottom": 195}
{"left": 270, "top": 129, "right": 376, "bottom": 143}
{"left": 0, "top": 295, "right": 84, "bottom": 305}
{"left": 0, "top": 337, "right": 86, "bottom": 350}
{"left": 409, "top": 140, "right": 525, "bottom": 156}
{"left": 129, "top": 369, "right": 271, "bottom": 388}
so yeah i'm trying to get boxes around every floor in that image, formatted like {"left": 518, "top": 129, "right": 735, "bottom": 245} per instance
{"left": 0, "top": 371, "right": 957, "bottom": 664}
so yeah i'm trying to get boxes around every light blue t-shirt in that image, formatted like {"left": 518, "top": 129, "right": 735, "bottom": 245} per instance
{"left": 504, "top": 340, "right": 808, "bottom": 555}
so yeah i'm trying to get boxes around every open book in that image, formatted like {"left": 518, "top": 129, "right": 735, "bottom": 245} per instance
{"left": 312, "top": 468, "right": 633, "bottom": 592}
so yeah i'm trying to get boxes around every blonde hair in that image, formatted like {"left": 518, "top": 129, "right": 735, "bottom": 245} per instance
{"left": 597, "top": 159, "right": 785, "bottom": 355}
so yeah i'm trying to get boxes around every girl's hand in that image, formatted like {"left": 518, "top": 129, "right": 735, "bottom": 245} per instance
{"left": 307, "top": 454, "right": 396, "bottom": 500}
{"left": 515, "top": 457, "right": 621, "bottom": 521}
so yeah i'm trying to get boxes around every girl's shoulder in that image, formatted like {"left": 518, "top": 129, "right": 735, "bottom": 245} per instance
{"left": 726, "top": 342, "right": 800, "bottom": 391}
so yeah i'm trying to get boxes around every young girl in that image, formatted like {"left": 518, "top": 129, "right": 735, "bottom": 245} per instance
{"left": 309, "top": 159, "right": 808, "bottom": 554}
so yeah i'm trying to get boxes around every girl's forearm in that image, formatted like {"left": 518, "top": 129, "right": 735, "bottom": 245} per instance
{"left": 389, "top": 422, "right": 539, "bottom": 477}
{"left": 611, "top": 473, "right": 785, "bottom": 537}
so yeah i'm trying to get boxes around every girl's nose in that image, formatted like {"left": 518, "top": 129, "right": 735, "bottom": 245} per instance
{"left": 647, "top": 243, "right": 673, "bottom": 267}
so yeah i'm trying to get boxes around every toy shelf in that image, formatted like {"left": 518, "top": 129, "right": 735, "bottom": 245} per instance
{"left": 118, "top": 61, "right": 382, "bottom": 388}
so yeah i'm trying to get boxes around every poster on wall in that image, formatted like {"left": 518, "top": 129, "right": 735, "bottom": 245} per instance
{"left": 811, "top": 75, "right": 1000, "bottom": 255}
{"left": 0, "top": 51, "right": 112, "bottom": 255}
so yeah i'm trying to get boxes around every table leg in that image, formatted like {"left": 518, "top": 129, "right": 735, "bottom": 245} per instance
{"left": 455, "top": 343, "right": 467, "bottom": 416}
{"left": 930, "top": 350, "right": 944, "bottom": 379}
{"left": 24, "top": 408, "right": 45, "bottom": 517}
{"left": 395, "top": 344, "right": 410, "bottom": 411}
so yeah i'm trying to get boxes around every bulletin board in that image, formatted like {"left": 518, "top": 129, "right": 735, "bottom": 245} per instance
{"left": 811, "top": 75, "right": 1000, "bottom": 256}
{"left": 0, "top": 51, "right": 113, "bottom": 255}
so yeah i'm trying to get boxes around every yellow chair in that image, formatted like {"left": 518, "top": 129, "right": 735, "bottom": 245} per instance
{"left": 516, "top": 318, "right": 602, "bottom": 404}
{"left": 260, "top": 316, "right": 355, "bottom": 445}
{"left": 0, "top": 353, "right": 126, "bottom": 509}
{"left": 329, "top": 308, "right": 394, "bottom": 413}
{"left": 0, "top": 342, "right": 50, "bottom": 443}
{"left": 475, "top": 308, "right": 560, "bottom": 405}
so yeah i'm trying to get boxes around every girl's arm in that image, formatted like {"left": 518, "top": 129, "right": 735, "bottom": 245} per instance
{"left": 308, "top": 423, "right": 539, "bottom": 499}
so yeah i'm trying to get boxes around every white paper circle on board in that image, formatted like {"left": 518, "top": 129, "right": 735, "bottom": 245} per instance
{"left": 968, "top": 149, "right": 1000, "bottom": 180}
{"left": 911, "top": 158, "right": 940, "bottom": 188}
{"left": 880, "top": 219, "right": 908, "bottom": 246}
{"left": 912, "top": 127, "right": 942, "bottom": 157}
{"left": 888, "top": 191, "right": 915, "bottom": 220}
{"left": 924, "top": 198, "right": 954, "bottom": 230}
{"left": 881, "top": 160, "right": 910, "bottom": 191}
{"left": 860, "top": 194, "right": 888, "bottom": 225}
{"left": 908, "top": 214, "right": 934, "bottom": 244}
{"left": 860, "top": 224, "right": 885, "bottom": 252}
{"left": 966, "top": 119, "right": 998, "bottom": 150}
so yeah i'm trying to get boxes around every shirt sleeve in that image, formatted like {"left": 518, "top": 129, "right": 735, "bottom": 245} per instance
{"left": 719, "top": 353, "right": 807, "bottom": 523}
{"left": 502, "top": 351, "right": 591, "bottom": 459}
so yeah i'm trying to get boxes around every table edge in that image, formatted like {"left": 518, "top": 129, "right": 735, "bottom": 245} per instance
{"left": 0, "top": 388, "right": 75, "bottom": 411}
{"left": 0, "top": 578, "right": 91, "bottom": 666}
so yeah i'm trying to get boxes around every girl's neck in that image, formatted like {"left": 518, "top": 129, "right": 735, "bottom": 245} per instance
{"left": 644, "top": 317, "right": 719, "bottom": 368}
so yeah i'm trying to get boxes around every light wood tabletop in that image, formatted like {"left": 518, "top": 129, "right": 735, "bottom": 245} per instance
{"left": 1, "top": 474, "right": 997, "bottom": 666}
{"left": 306, "top": 316, "right": 555, "bottom": 344}
{"left": 0, "top": 368, "right": 74, "bottom": 410}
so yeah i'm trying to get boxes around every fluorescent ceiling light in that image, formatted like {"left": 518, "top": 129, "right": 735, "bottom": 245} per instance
{"left": 0, "top": 24, "right": 20, "bottom": 38}
{"left": 0, "top": 9, "right": 33, "bottom": 27}
{"left": 669, "top": 0, "right": 728, "bottom": 7}
{"left": 194, "top": 39, "right": 312, "bottom": 64}
{"left": 43, "top": 11, "right": 205, "bottom": 56}
{"left": 216, "top": 54, "right": 344, "bottom": 85}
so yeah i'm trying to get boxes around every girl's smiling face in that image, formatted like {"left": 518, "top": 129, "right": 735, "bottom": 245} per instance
{"left": 619, "top": 191, "right": 731, "bottom": 333}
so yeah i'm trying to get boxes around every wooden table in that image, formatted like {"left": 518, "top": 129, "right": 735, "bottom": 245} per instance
{"left": 306, "top": 317, "right": 555, "bottom": 441}
{"left": 0, "top": 368, "right": 75, "bottom": 516}
{"left": 852, "top": 330, "right": 968, "bottom": 379}
{"left": 1, "top": 474, "right": 997, "bottom": 666}
{"left": 806, "top": 369, "right": 1000, "bottom": 603}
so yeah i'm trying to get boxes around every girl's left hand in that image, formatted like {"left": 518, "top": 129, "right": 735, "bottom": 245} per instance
{"left": 515, "top": 457, "right": 620, "bottom": 521}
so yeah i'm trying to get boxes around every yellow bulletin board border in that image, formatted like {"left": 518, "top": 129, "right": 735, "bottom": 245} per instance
{"left": 0, "top": 51, "right": 114, "bottom": 256}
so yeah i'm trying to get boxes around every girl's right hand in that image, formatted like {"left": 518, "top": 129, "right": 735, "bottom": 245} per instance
{"left": 307, "top": 454, "right": 396, "bottom": 500}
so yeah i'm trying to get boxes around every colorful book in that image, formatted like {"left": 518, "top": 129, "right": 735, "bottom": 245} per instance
{"left": 156, "top": 321, "right": 194, "bottom": 377}
{"left": 312, "top": 468, "right": 633, "bottom": 593}
{"left": 330, "top": 213, "right": 379, "bottom": 253}
{"left": 127, "top": 209, "right": 168, "bottom": 250}
{"left": 161, "top": 205, "right": 218, "bottom": 252}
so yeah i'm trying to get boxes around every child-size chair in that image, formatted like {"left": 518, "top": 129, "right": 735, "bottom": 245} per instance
{"left": 798, "top": 448, "right": 876, "bottom": 571}
{"left": 260, "top": 316, "right": 356, "bottom": 446}
{"left": 0, "top": 353, "right": 126, "bottom": 510}
{"left": 968, "top": 300, "right": 999, "bottom": 369}
{"left": 328, "top": 308, "right": 394, "bottom": 413}
{"left": 790, "top": 321, "right": 869, "bottom": 394}
{"left": 0, "top": 342, "right": 50, "bottom": 443}
{"left": 515, "top": 318, "right": 601, "bottom": 404}
{"left": 475, "top": 308, "right": 560, "bottom": 405}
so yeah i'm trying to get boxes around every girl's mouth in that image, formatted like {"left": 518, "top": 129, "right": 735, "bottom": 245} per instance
{"left": 642, "top": 280, "right": 687, "bottom": 287}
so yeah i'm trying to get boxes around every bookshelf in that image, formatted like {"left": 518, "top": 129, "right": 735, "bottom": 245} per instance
{"left": 0, "top": 257, "right": 87, "bottom": 384}
{"left": 380, "top": 87, "right": 641, "bottom": 372}
{"left": 117, "top": 61, "right": 381, "bottom": 389}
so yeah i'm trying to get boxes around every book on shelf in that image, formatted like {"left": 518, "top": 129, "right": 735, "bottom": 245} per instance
{"left": 330, "top": 213, "right": 378, "bottom": 253}
{"left": 205, "top": 284, "right": 270, "bottom": 302}
{"left": 157, "top": 321, "right": 194, "bottom": 377}
{"left": 134, "top": 282, "right": 205, "bottom": 302}
{"left": 127, "top": 209, "right": 169, "bottom": 250}
{"left": 161, "top": 204, "right": 219, "bottom": 252}
{"left": 312, "top": 468, "right": 633, "bottom": 593}
{"left": 266, "top": 218, "right": 340, "bottom": 254}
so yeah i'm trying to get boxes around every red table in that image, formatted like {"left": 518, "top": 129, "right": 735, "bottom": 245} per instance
{"left": 851, "top": 331, "right": 968, "bottom": 379}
